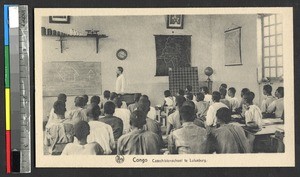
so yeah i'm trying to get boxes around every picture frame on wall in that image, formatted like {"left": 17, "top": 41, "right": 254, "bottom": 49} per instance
{"left": 166, "top": 15, "right": 184, "bottom": 29}
{"left": 49, "top": 16, "right": 71, "bottom": 24}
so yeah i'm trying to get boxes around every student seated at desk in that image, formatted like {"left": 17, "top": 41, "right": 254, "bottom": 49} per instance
{"left": 46, "top": 93, "right": 67, "bottom": 129}
{"left": 200, "top": 86, "right": 212, "bottom": 105}
{"left": 117, "top": 110, "right": 161, "bottom": 155}
{"left": 243, "top": 92, "right": 262, "bottom": 129}
{"left": 194, "top": 92, "right": 209, "bottom": 120}
{"left": 219, "top": 83, "right": 227, "bottom": 91}
{"left": 177, "top": 89, "right": 185, "bottom": 97}
{"left": 166, "top": 95, "right": 186, "bottom": 135}
{"left": 100, "top": 90, "right": 110, "bottom": 110}
{"left": 186, "top": 92, "right": 194, "bottom": 102}
{"left": 184, "top": 85, "right": 196, "bottom": 101}
{"left": 110, "top": 92, "right": 127, "bottom": 109}
{"left": 113, "top": 97, "right": 131, "bottom": 134}
{"left": 139, "top": 95, "right": 156, "bottom": 120}
{"left": 90, "top": 95, "right": 100, "bottom": 106}
{"left": 227, "top": 87, "right": 240, "bottom": 113}
{"left": 206, "top": 91, "right": 228, "bottom": 127}
{"left": 168, "top": 105, "right": 208, "bottom": 154}
{"left": 65, "top": 96, "right": 88, "bottom": 124}
{"left": 163, "top": 90, "right": 175, "bottom": 108}
{"left": 236, "top": 88, "right": 250, "bottom": 116}
{"left": 261, "top": 84, "right": 276, "bottom": 116}
{"left": 86, "top": 104, "right": 115, "bottom": 155}
{"left": 267, "top": 87, "right": 284, "bottom": 118}
{"left": 220, "top": 88, "right": 231, "bottom": 109}
{"left": 44, "top": 100, "right": 74, "bottom": 155}
{"left": 62, "top": 121, "right": 104, "bottom": 155}
{"left": 137, "top": 98, "right": 162, "bottom": 139}
{"left": 99, "top": 101, "right": 123, "bottom": 142}
{"left": 128, "top": 93, "right": 141, "bottom": 113}
{"left": 82, "top": 94, "right": 89, "bottom": 109}
{"left": 207, "top": 107, "right": 250, "bottom": 154}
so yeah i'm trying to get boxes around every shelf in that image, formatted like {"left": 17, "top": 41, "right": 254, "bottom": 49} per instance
{"left": 42, "top": 34, "right": 108, "bottom": 53}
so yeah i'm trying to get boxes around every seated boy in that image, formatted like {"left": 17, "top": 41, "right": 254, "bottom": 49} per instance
{"left": 86, "top": 104, "right": 115, "bottom": 155}
{"left": 46, "top": 93, "right": 67, "bottom": 129}
{"left": 194, "top": 92, "right": 209, "bottom": 119}
{"left": 166, "top": 95, "right": 186, "bottom": 135}
{"left": 117, "top": 110, "right": 161, "bottom": 155}
{"left": 65, "top": 96, "right": 88, "bottom": 124}
{"left": 261, "top": 84, "right": 276, "bottom": 116}
{"left": 219, "top": 88, "right": 231, "bottom": 109}
{"left": 82, "top": 94, "right": 89, "bottom": 108}
{"left": 200, "top": 86, "right": 212, "bottom": 105}
{"left": 110, "top": 92, "right": 127, "bottom": 109}
{"left": 168, "top": 105, "right": 208, "bottom": 154}
{"left": 219, "top": 83, "right": 227, "bottom": 91}
{"left": 207, "top": 107, "right": 250, "bottom": 153}
{"left": 243, "top": 92, "right": 262, "bottom": 129}
{"left": 99, "top": 101, "right": 124, "bottom": 142}
{"left": 227, "top": 87, "right": 240, "bottom": 113}
{"left": 163, "top": 90, "right": 175, "bottom": 109}
{"left": 236, "top": 88, "right": 250, "bottom": 116}
{"left": 113, "top": 97, "right": 131, "bottom": 134}
{"left": 267, "top": 87, "right": 284, "bottom": 118}
{"left": 62, "top": 121, "right": 104, "bottom": 155}
{"left": 206, "top": 91, "right": 228, "bottom": 127}
{"left": 44, "top": 100, "right": 74, "bottom": 155}
{"left": 128, "top": 93, "right": 141, "bottom": 113}
{"left": 185, "top": 85, "right": 196, "bottom": 101}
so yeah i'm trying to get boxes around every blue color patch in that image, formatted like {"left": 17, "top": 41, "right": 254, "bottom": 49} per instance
{"left": 4, "top": 5, "right": 9, "bottom": 45}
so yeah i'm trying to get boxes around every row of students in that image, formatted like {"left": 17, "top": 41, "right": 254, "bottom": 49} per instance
{"left": 44, "top": 92, "right": 163, "bottom": 155}
{"left": 45, "top": 93, "right": 252, "bottom": 155}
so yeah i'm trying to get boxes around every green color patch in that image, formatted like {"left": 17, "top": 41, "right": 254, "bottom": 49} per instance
{"left": 5, "top": 46, "right": 10, "bottom": 88}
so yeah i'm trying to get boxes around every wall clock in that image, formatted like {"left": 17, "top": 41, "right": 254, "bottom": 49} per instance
{"left": 116, "top": 49, "right": 128, "bottom": 60}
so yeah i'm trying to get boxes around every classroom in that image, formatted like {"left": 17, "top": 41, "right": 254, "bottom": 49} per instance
{"left": 39, "top": 12, "right": 285, "bottom": 156}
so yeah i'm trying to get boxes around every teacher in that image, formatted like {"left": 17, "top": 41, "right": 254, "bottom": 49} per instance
{"left": 116, "top": 66, "right": 125, "bottom": 94}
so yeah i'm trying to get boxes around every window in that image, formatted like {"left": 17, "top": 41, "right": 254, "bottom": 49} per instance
{"left": 261, "top": 14, "right": 283, "bottom": 80}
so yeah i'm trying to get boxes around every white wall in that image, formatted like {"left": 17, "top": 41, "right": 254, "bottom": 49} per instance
{"left": 210, "top": 15, "right": 261, "bottom": 104}
{"left": 41, "top": 15, "right": 212, "bottom": 118}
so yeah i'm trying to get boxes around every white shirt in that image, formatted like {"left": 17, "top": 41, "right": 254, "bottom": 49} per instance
{"left": 87, "top": 121, "right": 115, "bottom": 155}
{"left": 261, "top": 95, "right": 276, "bottom": 113}
{"left": 46, "top": 108, "right": 63, "bottom": 129}
{"left": 245, "top": 105, "right": 263, "bottom": 128}
{"left": 204, "top": 94, "right": 213, "bottom": 105}
{"left": 164, "top": 97, "right": 175, "bottom": 107}
{"left": 267, "top": 98, "right": 284, "bottom": 118}
{"left": 228, "top": 97, "right": 240, "bottom": 111}
{"left": 116, "top": 74, "right": 125, "bottom": 94}
{"left": 147, "top": 106, "right": 157, "bottom": 120}
{"left": 133, "top": 106, "right": 157, "bottom": 120}
{"left": 114, "top": 108, "right": 131, "bottom": 134}
{"left": 206, "top": 102, "right": 228, "bottom": 126}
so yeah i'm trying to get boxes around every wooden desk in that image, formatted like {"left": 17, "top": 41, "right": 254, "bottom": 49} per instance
{"left": 247, "top": 119, "right": 284, "bottom": 153}
{"left": 119, "top": 93, "right": 141, "bottom": 105}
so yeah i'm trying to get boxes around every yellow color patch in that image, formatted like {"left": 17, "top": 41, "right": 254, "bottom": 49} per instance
{"left": 5, "top": 88, "right": 11, "bottom": 130}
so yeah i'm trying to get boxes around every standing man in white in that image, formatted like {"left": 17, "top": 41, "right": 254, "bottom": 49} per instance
{"left": 116, "top": 66, "right": 125, "bottom": 94}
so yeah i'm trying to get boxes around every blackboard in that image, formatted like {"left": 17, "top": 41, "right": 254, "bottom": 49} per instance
{"left": 43, "top": 61, "right": 102, "bottom": 96}
{"left": 154, "top": 35, "right": 191, "bottom": 76}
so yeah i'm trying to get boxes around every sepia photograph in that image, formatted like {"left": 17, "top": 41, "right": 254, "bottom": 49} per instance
{"left": 34, "top": 8, "right": 294, "bottom": 167}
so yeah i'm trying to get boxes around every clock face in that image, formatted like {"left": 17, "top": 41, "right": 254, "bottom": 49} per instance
{"left": 116, "top": 49, "right": 127, "bottom": 60}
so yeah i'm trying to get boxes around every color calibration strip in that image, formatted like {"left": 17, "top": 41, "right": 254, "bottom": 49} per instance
{"left": 4, "top": 4, "right": 12, "bottom": 173}
{"left": 4, "top": 5, "right": 31, "bottom": 173}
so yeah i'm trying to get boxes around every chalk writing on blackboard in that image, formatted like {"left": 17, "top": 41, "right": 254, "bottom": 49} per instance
{"left": 43, "top": 61, "right": 101, "bottom": 96}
